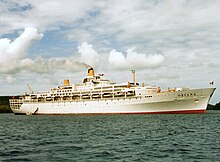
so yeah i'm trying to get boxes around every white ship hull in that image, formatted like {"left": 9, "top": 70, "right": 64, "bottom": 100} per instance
{"left": 10, "top": 88, "right": 215, "bottom": 115}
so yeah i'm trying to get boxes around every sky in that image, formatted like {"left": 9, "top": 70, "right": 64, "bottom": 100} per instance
{"left": 0, "top": 0, "right": 219, "bottom": 104}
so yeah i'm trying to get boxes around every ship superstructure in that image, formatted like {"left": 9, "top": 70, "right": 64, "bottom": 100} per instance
{"left": 9, "top": 68, "right": 215, "bottom": 115}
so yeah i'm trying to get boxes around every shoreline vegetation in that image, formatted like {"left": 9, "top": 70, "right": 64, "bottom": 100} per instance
{"left": 0, "top": 96, "right": 13, "bottom": 113}
{"left": 0, "top": 96, "right": 219, "bottom": 113}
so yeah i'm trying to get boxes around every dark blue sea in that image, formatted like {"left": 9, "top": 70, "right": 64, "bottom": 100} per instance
{"left": 1, "top": 111, "right": 220, "bottom": 162}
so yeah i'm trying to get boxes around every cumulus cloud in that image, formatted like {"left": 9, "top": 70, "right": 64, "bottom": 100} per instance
{"left": 108, "top": 48, "right": 164, "bottom": 69}
{"left": 0, "top": 27, "right": 43, "bottom": 73}
{"left": 78, "top": 42, "right": 100, "bottom": 67}
{"left": 0, "top": 28, "right": 92, "bottom": 74}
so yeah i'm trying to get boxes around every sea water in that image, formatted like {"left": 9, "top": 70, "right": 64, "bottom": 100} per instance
{"left": 0, "top": 111, "right": 220, "bottom": 161}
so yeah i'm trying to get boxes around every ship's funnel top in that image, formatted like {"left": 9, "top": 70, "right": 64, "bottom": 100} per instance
{"left": 64, "top": 79, "right": 70, "bottom": 86}
{"left": 88, "top": 68, "right": 95, "bottom": 76}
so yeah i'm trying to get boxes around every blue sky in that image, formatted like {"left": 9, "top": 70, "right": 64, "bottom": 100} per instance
{"left": 0, "top": 0, "right": 219, "bottom": 104}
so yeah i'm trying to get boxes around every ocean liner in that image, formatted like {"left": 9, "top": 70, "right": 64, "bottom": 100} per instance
{"left": 9, "top": 68, "right": 215, "bottom": 115}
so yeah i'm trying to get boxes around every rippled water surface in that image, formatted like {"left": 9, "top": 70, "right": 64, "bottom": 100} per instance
{"left": 1, "top": 111, "right": 220, "bottom": 161}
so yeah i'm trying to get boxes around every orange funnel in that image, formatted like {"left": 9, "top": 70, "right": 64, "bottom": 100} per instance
{"left": 88, "top": 68, "right": 94, "bottom": 76}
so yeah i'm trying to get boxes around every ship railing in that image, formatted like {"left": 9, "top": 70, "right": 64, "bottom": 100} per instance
{"left": 16, "top": 88, "right": 137, "bottom": 103}
{"left": 17, "top": 92, "right": 136, "bottom": 103}
{"left": 9, "top": 99, "right": 24, "bottom": 104}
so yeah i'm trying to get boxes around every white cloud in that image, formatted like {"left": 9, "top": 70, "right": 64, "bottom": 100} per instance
{"left": 6, "top": 75, "right": 16, "bottom": 83}
{"left": 101, "top": 0, "right": 220, "bottom": 40}
{"left": 78, "top": 42, "right": 100, "bottom": 67}
{"left": 108, "top": 48, "right": 164, "bottom": 69}
{"left": 0, "top": 0, "right": 104, "bottom": 34}
{"left": 0, "top": 27, "right": 43, "bottom": 73}
{"left": 108, "top": 49, "right": 128, "bottom": 68}
{"left": 0, "top": 28, "right": 92, "bottom": 74}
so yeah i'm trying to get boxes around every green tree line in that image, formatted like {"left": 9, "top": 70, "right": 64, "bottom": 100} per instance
{"left": 0, "top": 96, "right": 13, "bottom": 113}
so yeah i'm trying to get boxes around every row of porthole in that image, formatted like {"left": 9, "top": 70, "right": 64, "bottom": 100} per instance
{"left": 178, "top": 93, "right": 196, "bottom": 97}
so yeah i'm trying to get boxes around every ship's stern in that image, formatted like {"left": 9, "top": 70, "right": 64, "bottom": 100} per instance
{"left": 9, "top": 98, "right": 25, "bottom": 115}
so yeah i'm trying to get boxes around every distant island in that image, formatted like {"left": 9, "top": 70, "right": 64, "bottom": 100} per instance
{"left": 0, "top": 96, "right": 219, "bottom": 113}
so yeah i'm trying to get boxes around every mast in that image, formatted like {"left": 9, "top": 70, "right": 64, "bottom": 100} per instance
{"left": 27, "top": 84, "right": 34, "bottom": 94}
{"left": 131, "top": 70, "right": 136, "bottom": 85}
